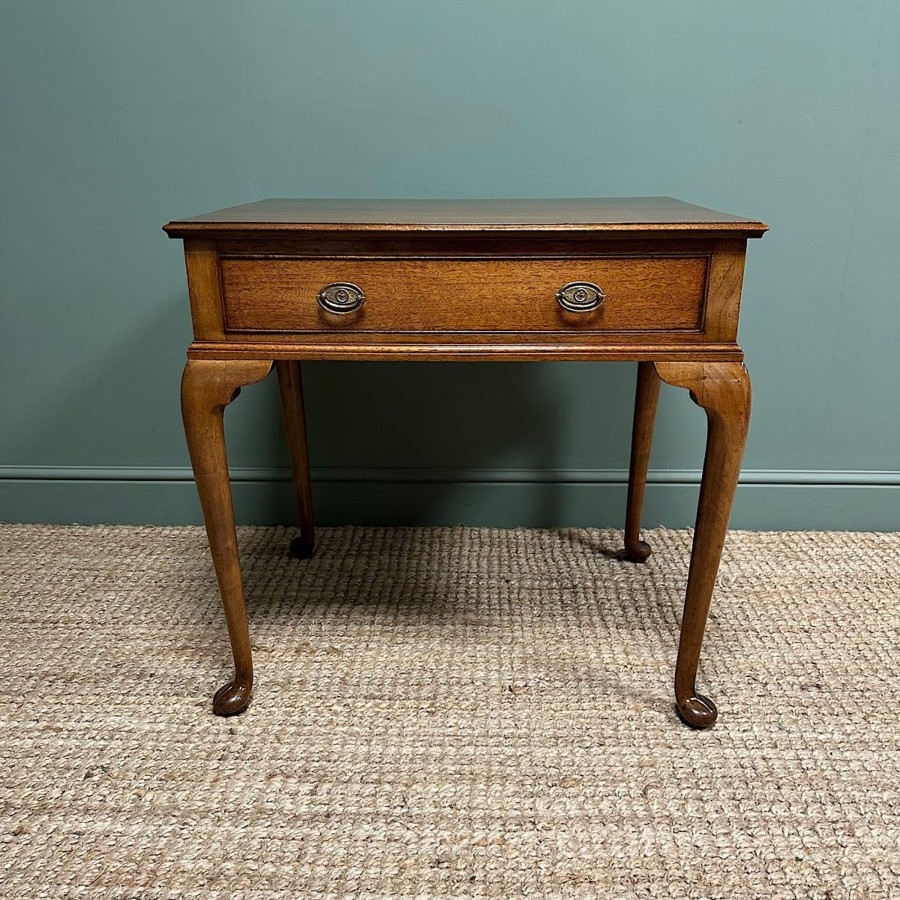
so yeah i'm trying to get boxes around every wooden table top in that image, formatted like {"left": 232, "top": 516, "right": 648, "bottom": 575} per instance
{"left": 164, "top": 197, "right": 768, "bottom": 238}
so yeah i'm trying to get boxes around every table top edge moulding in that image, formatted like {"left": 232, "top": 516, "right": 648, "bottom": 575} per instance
{"left": 163, "top": 196, "right": 768, "bottom": 236}
{"left": 167, "top": 196, "right": 766, "bottom": 728}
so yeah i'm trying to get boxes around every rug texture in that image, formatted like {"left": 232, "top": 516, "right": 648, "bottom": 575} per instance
{"left": 0, "top": 525, "right": 898, "bottom": 899}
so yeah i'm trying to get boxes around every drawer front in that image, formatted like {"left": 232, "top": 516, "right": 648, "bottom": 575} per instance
{"left": 220, "top": 256, "right": 708, "bottom": 334}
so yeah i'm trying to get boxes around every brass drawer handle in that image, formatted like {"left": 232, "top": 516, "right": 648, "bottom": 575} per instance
{"left": 317, "top": 282, "right": 365, "bottom": 314}
{"left": 556, "top": 281, "right": 604, "bottom": 313}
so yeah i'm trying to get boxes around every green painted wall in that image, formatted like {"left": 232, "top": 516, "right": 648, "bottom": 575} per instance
{"left": 2, "top": 1, "right": 898, "bottom": 530}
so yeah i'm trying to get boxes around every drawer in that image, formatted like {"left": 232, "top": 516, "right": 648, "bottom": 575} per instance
{"left": 219, "top": 256, "right": 709, "bottom": 334}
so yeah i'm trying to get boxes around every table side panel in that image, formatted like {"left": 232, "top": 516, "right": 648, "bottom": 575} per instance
{"left": 704, "top": 239, "right": 747, "bottom": 342}
{"left": 184, "top": 240, "right": 227, "bottom": 341}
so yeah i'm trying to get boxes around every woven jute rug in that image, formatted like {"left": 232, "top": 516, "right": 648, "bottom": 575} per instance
{"left": 0, "top": 525, "right": 898, "bottom": 898}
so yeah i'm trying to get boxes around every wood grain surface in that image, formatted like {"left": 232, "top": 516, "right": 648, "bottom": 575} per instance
{"left": 220, "top": 256, "right": 709, "bottom": 334}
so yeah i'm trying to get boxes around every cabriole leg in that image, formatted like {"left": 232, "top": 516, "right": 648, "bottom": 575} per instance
{"left": 181, "top": 358, "right": 274, "bottom": 716}
{"left": 654, "top": 361, "right": 751, "bottom": 728}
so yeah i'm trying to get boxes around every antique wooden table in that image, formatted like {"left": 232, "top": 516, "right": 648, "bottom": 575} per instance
{"left": 164, "top": 198, "right": 767, "bottom": 728}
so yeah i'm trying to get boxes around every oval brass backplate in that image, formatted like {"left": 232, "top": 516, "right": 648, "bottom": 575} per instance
{"left": 317, "top": 282, "right": 365, "bottom": 315}
{"left": 556, "top": 281, "right": 605, "bottom": 313}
